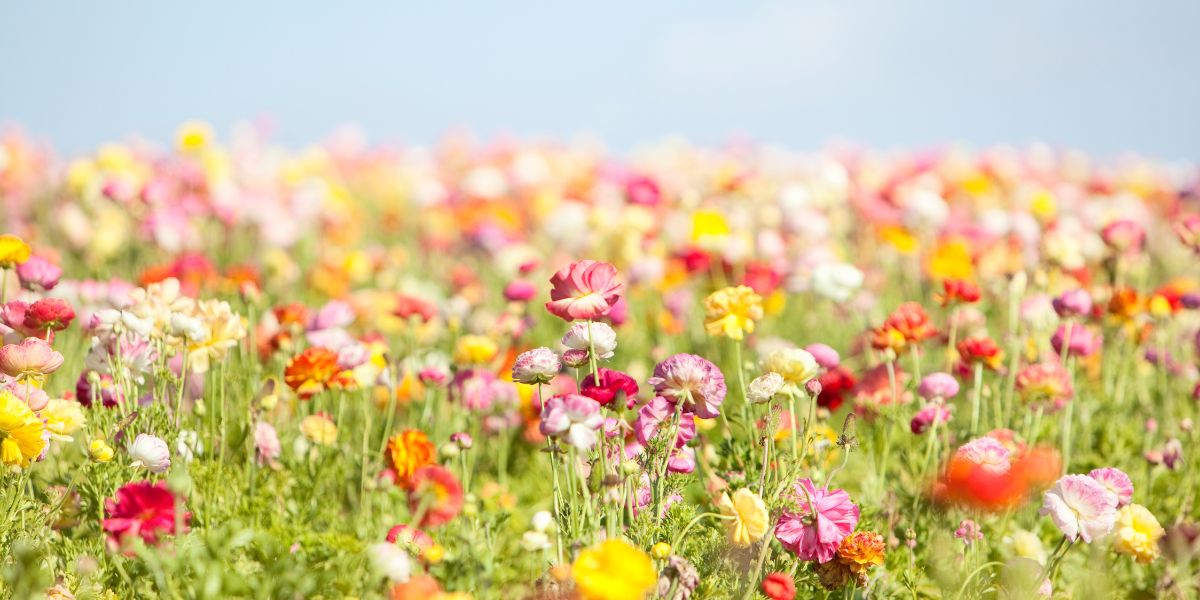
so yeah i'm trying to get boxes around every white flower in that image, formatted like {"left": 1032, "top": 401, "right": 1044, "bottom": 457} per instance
{"left": 512, "top": 347, "right": 562, "bottom": 385}
{"left": 809, "top": 262, "right": 864, "bottom": 302}
{"left": 168, "top": 312, "right": 208, "bottom": 343}
{"left": 127, "top": 433, "right": 171, "bottom": 473}
{"left": 521, "top": 531, "right": 552, "bottom": 552}
{"left": 746, "top": 372, "right": 786, "bottom": 404}
{"left": 367, "top": 542, "right": 412, "bottom": 583}
{"left": 1039, "top": 474, "right": 1118, "bottom": 543}
{"left": 175, "top": 430, "right": 203, "bottom": 463}
{"left": 531, "top": 510, "right": 556, "bottom": 532}
{"left": 561, "top": 321, "right": 617, "bottom": 360}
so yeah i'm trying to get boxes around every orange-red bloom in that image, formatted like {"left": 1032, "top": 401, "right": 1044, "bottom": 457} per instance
{"left": 870, "top": 302, "right": 936, "bottom": 354}
{"left": 407, "top": 465, "right": 463, "bottom": 527}
{"left": 386, "top": 429, "right": 436, "bottom": 484}
{"left": 936, "top": 278, "right": 981, "bottom": 306}
{"left": 956, "top": 336, "right": 1003, "bottom": 371}
{"left": 284, "top": 346, "right": 342, "bottom": 399}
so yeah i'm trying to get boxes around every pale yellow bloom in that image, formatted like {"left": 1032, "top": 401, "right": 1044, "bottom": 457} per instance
{"left": 300, "top": 414, "right": 338, "bottom": 446}
{"left": 40, "top": 399, "right": 86, "bottom": 441}
{"left": 1113, "top": 504, "right": 1164, "bottom": 564}
{"left": 453, "top": 335, "right": 498, "bottom": 365}
{"left": 89, "top": 439, "right": 115, "bottom": 462}
{"left": 718, "top": 488, "right": 770, "bottom": 547}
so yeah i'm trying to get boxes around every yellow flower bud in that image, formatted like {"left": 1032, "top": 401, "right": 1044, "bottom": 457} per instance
{"left": 651, "top": 542, "right": 672, "bottom": 559}
{"left": 89, "top": 439, "right": 114, "bottom": 463}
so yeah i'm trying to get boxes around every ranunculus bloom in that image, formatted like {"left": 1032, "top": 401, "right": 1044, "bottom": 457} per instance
{"left": 1088, "top": 467, "right": 1134, "bottom": 508}
{"left": 809, "top": 262, "right": 863, "bottom": 302}
{"left": 102, "top": 481, "right": 191, "bottom": 548}
{"left": 910, "top": 402, "right": 952, "bottom": 434}
{"left": 23, "top": 298, "right": 75, "bottom": 335}
{"left": 1101, "top": 219, "right": 1145, "bottom": 254}
{"left": 0, "top": 337, "right": 65, "bottom": 381}
{"left": 545, "top": 260, "right": 623, "bottom": 321}
{"left": 774, "top": 478, "right": 860, "bottom": 563}
{"left": 393, "top": 294, "right": 437, "bottom": 323}
{"left": 561, "top": 321, "right": 617, "bottom": 360}
{"left": 936, "top": 278, "right": 981, "bottom": 306}
{"left": 503, "top": 279, "right": 537, "bottom": 302}
{"left": 1052, "top": 289, "right": 1092, "bottom": 318}
{"left": 1051, "top": 325, "right": 1102, "bottom": 358}
{"left": 127, "top": 433, "right": 171, "bottom": 473}
{"left": 718, "top": 488, "right": 770, "bottom": 546}
{"left": 254, "top": 421, "right": 281, "bottom": 465}
{"left": 571, "top": 539, "right": 656, "bottom": 600}
{"left": 761, "top": 572, "right": 796, "bottom": 600}
{"left": 0, "top": 235, "right": 31, "bottom": 268}
{"left": 836, "top": 530, "right": 886, "bottom": 577}
{"left": 648, "top": 353, "right": 727, "bottom": 419}
{"left": 634, "top": 395, "right": 696, "bottom": 448}
{"left": 1113, "top": 503, "right": 1164, "bottom": 563}
{"left": 539, "top": 394, "right": 603, "bottom": 450}
{"left": 284, "top": 346, "right": 342, "bottom": 399}
{"left": 1040, "top": 474, "right": 1118, "bottom": 543}
{"left": 579, "top": 368, "right": 639, "bottom": 408}
{"left": 0, "top": 390, "right": 47, "bottom": 468}
{"left": 805, "top": 343, "right": 840, "bottom": 369}
{"left": 407, "top": 465, "right": 463, "bottom": 527}
{"left": 1015, "top": 362, "right": 1074, "bottom": 412}
{"left": 917, "top": 372, "right": 960, "bottom": 401}
{"left": 957, "top": 335, "right": 1003, "bottom": 370}
{"left": 386, "top": 429, "right": 436, "bottom": 484}
{"left": 511, "top": 347, "right": 561, "bottom": 385}
{"left": 703, "top": 285, "right": 763, "bottom": 340}
{"left": 760, "top": 347, "right": 820, "bottom": 389}
{"left": 15, "top": 256, "right": 62, "bottom": 291}
{"left": 956, "top": 437, "right": 1012, "bottom": 474}
{"left": 747, "top": 371, "right": 785, "bottom": 404}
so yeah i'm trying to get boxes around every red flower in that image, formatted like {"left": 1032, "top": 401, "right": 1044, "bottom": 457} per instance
{"left": 761, "top": 572, "right": 796, "bottom": 600}
{"left": 817, "top": 365, "right": 857, "bottom": 411}
{"left": 956, "top": 336, "right": 1003, "bottom": 370}
{"left": 870, "top": 302, "right": 936, "bottom": 354}
{"left": 936, "top": 279, "right": 981, "bottom": 306}
{"left": 407, "top": 465, "right": 463, "bottom": 528}
{"left": 23, "top": 297, "right": 75, "bottom": 336}
{"left": 742, "top": 261, "right": 784, "bottom": 296}
{"left": 394, "top": 294, "right": 437, "bottom": 323}
{"left": 102, "top": 481, "right": 191, "bottom": 549}
{"left": 579, "top": 368, "right": 640, "bottom": 408}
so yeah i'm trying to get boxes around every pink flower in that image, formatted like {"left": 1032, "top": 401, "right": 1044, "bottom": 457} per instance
{"left": 1100, "top": 219, "right": 1144, "bottom": 254}
{"left": 545, "top": 260, "right": 623, "bottom": 321}
{"left": 15, "top": 256, "right": 62, "bottom": 292}
{"left": 917, "top": 372, "right": 960, "bottom": 400}
{"left": 804, "top": 343, "right": 840, "bottom": 369}
{"left": 254, "top": 422, "right": 281, "bottom": 465}
{"left": 511, "top": 347, "right": 561, "bottom": 385}
{"left": 5, "top": 381, "right": 49, "bottom": 411}
{"left": 503, "top": 280, "right": 537, "bottom": 302}
{"left": 774, "top": 478, "right": 860, "bottom": 563}
{"left": 75, "top": 370, "right": 124, "bottom": 408}
{"left": 539, "top": 394, "right": 604, "bottom": 450}
{"left": 1051, "top": 325, "right": 1102, "bottom": 358}
{"left": 308, "top": 300, "right": 355, "bottom": 331}
{"left": 635, "top": 396, "right": 696, "bottom": 447}
{"left": 648, "top": 353, "right": 727, "bottom": 419}
{"left": 955, "top": 437, "right": 1012, "bottom": 474}
{"left": 0, "top": 337, "right": 65, "bottom": 380}
{"left": 1088, "top": 467, "right": 1133, "bottom": 508}
{"left": 1052, "top": 289, "right": 1092, "bottom": 319}
{"left": 580, "top": 368, "right": 639, "bottom": 408}
{"left": 450, "top": 369, "right": 517, "bottom": 412}
{"left": 1040, "top": 474, "right": 1118, "bottom": 542}
{"left": 954, "top": 519, "right": 983, "bottom": 545}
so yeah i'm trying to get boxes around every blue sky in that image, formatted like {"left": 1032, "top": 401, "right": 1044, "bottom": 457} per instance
{"left": 2, "top": 1, "right": 1198, "bottom": 158}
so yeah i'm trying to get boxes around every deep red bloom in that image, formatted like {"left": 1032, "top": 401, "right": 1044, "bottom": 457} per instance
{"left": 761, "top": 572, "right": 797, "bottom": 600}
{"left": 23, "top": 298, "right": 75, "bottom": 334}
{"left": 816, "top": 365, "right": 857, "bottom": 411}
{"left": 102, "top": 481, "right": 191, "bottom": 549}
{"left": 936, "top": 278, "right": 981, "bottom": 306}
{"left": 580, "top": 368, "right": 640, "bottom": 408}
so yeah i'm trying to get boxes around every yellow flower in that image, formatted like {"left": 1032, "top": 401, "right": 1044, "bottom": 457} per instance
{"left": 176, "top": 120, "right": 213, "bottom": 153}
{"left": 651, "top": 542, "right": 672, "bottom": 559}
{"left": 300, "top": 414, "right": 338, "bottom": 446}
{"left": 704, "top": 286, "right": 763, "bottom": 341}
{"left": 1113, "top": 504, "right": 1164, "bottom": 564}
{"left": 691, "top": 210, "right": 730, "bottom": 246}
{"left": 424, "top": 543, "right": 446, "bottom": 564}
{"left": 89, "top": 439, "right": 115, "bottom": 462}
{"left": 572, "top": 539, "right": 657, "bottom": 600}
{"left": 927, "top": 238, "right": 974, "bottom": 281}
{"left": 878, "top": 225, "right": 917, "bottom": 254}
{"left": 0, "top": 390, "right": 47, "bottom": 468}
{"left": 718, "top": 488, "right": 769, "bottom": 547}
{"left": 453, "top": 335, "right": 498, "bottom": 365}
{"left": 0, "top": 234, "right": 31, "bottom": 268}
{"left": 40, "top": 399, "right": 86, "bottom": 441}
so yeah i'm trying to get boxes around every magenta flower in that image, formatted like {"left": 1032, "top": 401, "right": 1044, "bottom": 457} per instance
{"left": 545, "top": 260, "right": 623, "bottom": 321}
{"left": 804, "top": 343, "right": 840, "bottom": 369}
{"left": 580, "top": 368, "right": 639, "bottom": 408}
{"left": 1051, "top": 289, "right": 1092, "bottom": 319}
{"left": 1088, "top": 467, "right": 1133, "bottom": 508}
{"left": 503, "top": 280, "right": 537, "bottom": 302}
{"left": 539, "top": 394, "right": 604, "bottom": 450}
{"left": 648, "top": 353, "right": 727, "bottom": 419}
{"left": 774, "top": 478, "right": 860, "bottom": 563}
{"left": 1040, "top": 474, "right": 1118, "bottom": 542}
{"left": 910, "top": 402, "right": 952, "bottom": 434}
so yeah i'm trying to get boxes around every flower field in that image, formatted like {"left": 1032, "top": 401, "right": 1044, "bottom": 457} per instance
{"left": 0, "top": 125, "right": 1198, "bottom": 599}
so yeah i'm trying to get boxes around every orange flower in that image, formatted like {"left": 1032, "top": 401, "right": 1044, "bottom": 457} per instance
{"left": 870, "top": 302, "right": 936, "bottom": 354}
{"left": 284, "top": 346, "right": 341, "bottom": 399}
{"left": 836, "top": 531, "right": 886, "bottom": 574}
{"left": 386, "top": 429, "right": 436, "bottom": 484}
